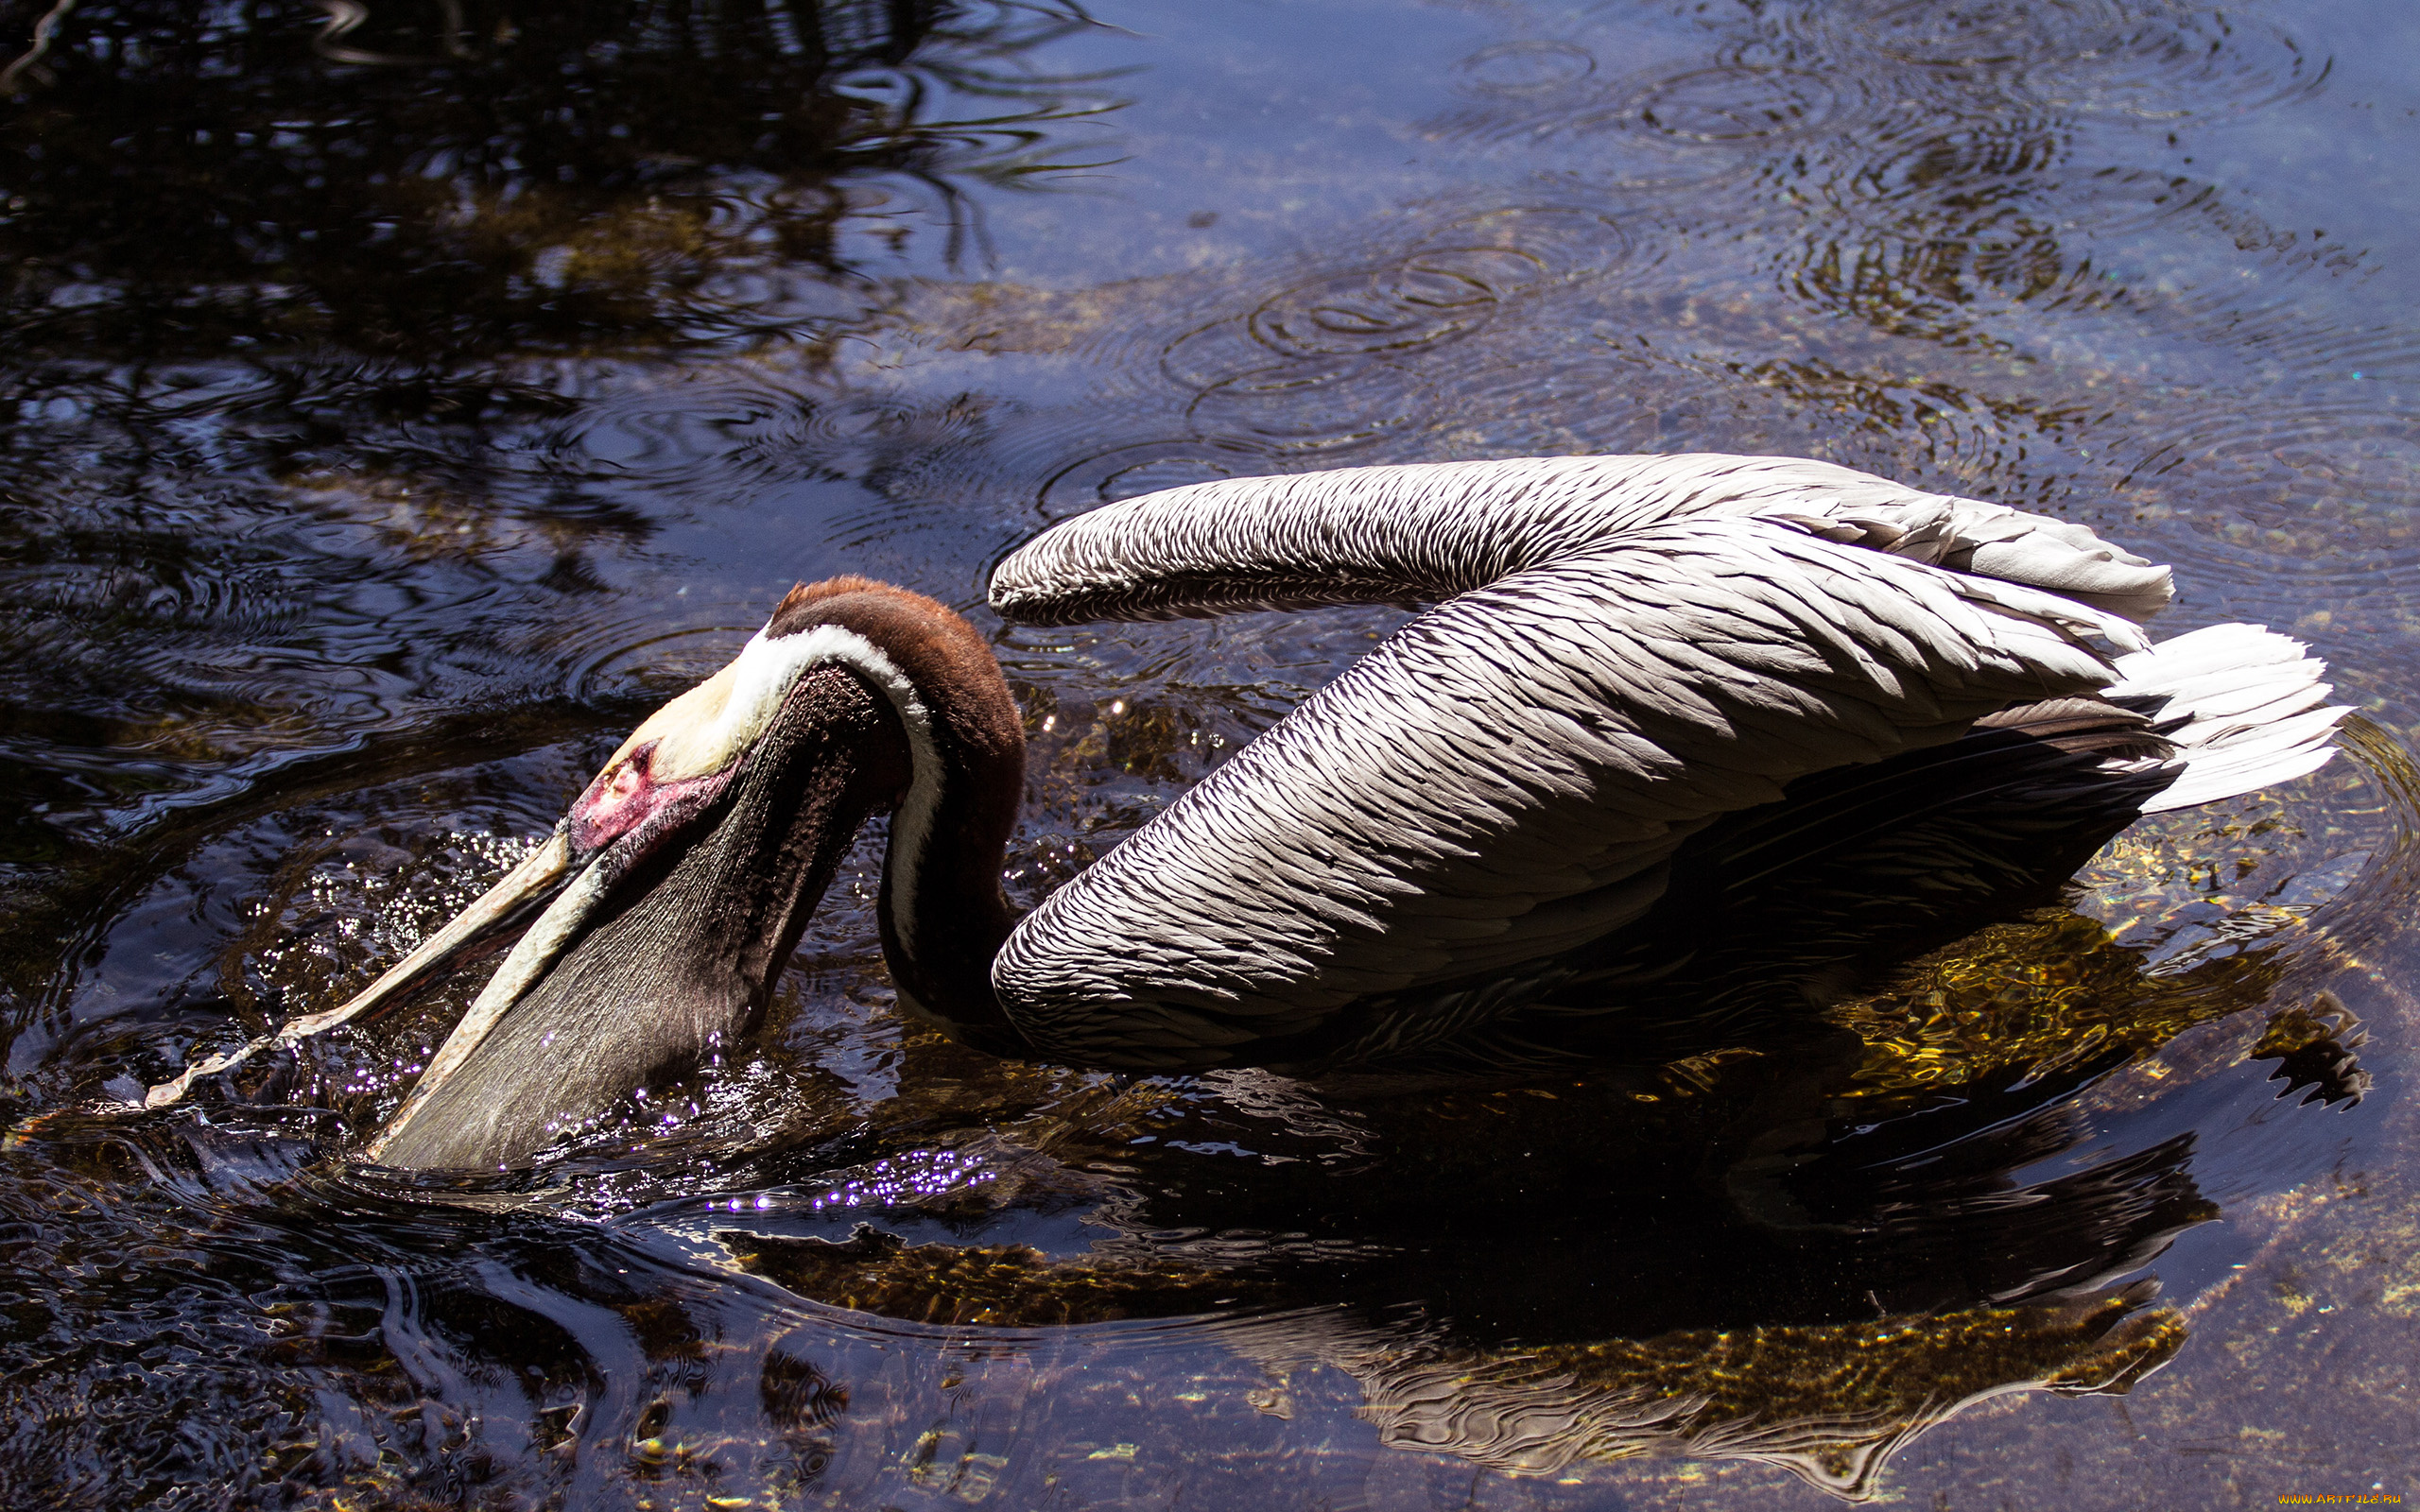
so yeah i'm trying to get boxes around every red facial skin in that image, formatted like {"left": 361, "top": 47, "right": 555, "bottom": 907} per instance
{"left": 565, "top": 739, "right": 747, "bottom": 872}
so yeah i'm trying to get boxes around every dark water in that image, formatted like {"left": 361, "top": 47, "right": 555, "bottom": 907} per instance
{"left": 4, "top": 1, "right": 2418, "bottom": 1506}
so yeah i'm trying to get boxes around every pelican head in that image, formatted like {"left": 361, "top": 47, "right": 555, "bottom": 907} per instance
{"left": 353, "top": 576, "right": 1026, "bottom": 1170}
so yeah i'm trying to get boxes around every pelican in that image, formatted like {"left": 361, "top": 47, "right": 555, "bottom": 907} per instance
{"left": 150, "top": 455, "right": 2346, "bottom": 1169}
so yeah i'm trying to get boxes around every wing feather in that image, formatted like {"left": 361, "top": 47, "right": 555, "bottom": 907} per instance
{"left": 990, "top": 454, "right": 2173, "bottom": 625}
{"left": 992, "top": 514, "right": 2136, "bottom": 1068}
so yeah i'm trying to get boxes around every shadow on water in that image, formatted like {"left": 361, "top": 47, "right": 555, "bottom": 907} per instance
{"left": 4, "top": 0, "right": 2420, "bottom": 1506}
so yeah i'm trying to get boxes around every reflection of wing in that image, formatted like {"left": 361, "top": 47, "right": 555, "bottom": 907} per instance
{"left": 1233, "top": 1285, "right": 2184, "bottom": 1497}
{"left": 993, "top": 496, "right": 2151, "bottom": 1070}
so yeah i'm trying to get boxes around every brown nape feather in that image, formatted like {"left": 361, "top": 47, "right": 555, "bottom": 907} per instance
{"left": 766, "top": 577, "right": 1029, "bottom": 1054}
{"left": 769, "top": 577, "right": 1017, "bottom": 756}
{"left": 772, "top": 574, "right": 900, "bottom": 617}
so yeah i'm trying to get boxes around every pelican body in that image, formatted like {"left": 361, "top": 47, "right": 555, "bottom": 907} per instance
{"left": 217, "top": 455, "right": 2342, "bottom": 1169}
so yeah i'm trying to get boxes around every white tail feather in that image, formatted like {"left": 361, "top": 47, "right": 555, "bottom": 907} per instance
{"left": 2103, "top": 623, "right": 2350, "bottom": 814}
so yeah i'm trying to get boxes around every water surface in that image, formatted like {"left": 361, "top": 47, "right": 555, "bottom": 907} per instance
{"left": 3, "top": 1, "right": 2417, "bottom": 1506}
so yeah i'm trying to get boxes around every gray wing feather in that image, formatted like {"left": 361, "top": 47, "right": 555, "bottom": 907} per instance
{"left": 990, "top": 454, "right": 2172, "bottom": 626}
{"left": 992, "top": 510, "right": 2147, "bottom": 1069}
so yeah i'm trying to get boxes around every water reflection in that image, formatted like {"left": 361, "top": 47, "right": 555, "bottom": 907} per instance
{"left": 5, "top": 0, "right": 2418, "bottom": 1503}
{"left": 1, "top": 0, "right": 1113, "bottom": 363}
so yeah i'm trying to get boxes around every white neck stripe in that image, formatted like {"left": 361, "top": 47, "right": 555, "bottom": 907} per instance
{"left": 740, "top": 622, "right": 944, "bottom": 955}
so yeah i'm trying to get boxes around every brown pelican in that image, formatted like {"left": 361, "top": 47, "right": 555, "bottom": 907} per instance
{"left": 147, "top": 455, "right": 2346, "bottom": 1169}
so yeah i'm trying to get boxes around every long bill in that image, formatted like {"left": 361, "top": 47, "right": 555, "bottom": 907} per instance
{"left": 360, "top": 845, "right": 615, "bottom": 1160}
{"left": 129, "top": 576, "right": 1023, "bottom": 1170}
{"left": 131, "top": 596, "right": 783, "bottom": 1123}
{"left": 362, "top": 658, "right": 917, "bottom": 1170}
{"left": 140, "top": 829, "right": 579, "bottom": 1110}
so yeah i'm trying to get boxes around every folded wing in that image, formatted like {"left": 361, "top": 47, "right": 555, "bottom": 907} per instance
{"left": 991, "top": 455, "right": 2168, "bottom": 1070}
